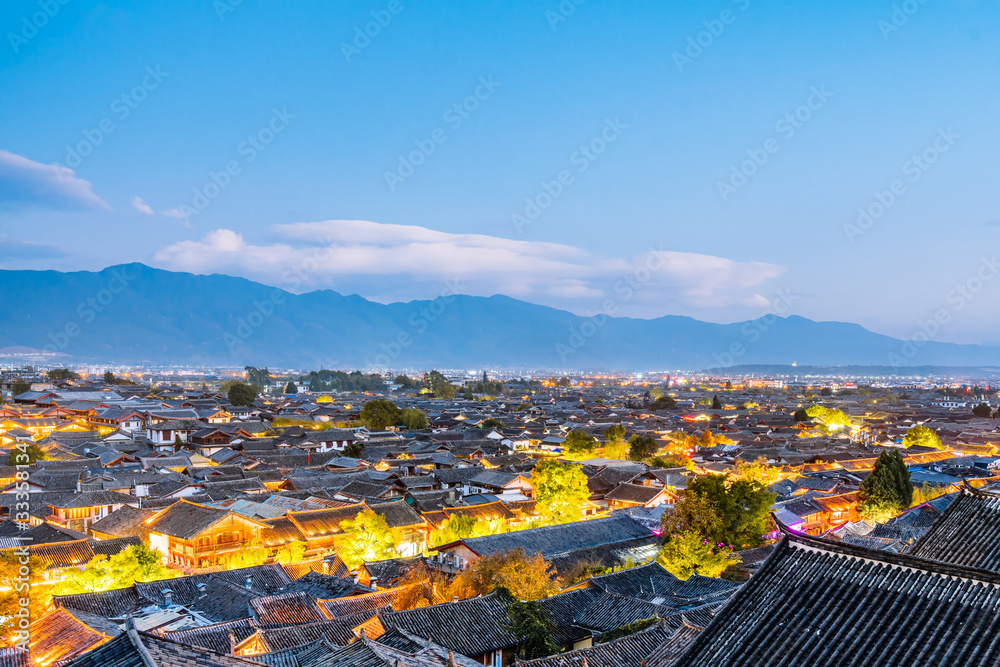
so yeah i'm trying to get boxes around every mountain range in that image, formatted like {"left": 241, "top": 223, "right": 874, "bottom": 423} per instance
{"left": 3, "top": 263, "right": 1000, "bottom": 371}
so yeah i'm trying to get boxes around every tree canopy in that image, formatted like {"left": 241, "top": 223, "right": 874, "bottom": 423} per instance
{"left": 284, "top": 381, "right": 298, "bottom": 394}
{"left": 401, "top": 407, "right": 428, "bottom": 430}
{"left": 532, "top": 460, "right": 590, "bottom": 524}
{"left": 973, "top": 402, "right": 992, "bottom": 418}
{"left": 338, "top": 509, "right": 399, "bottom": 568}
{"left": 649, "top": 395, "right": 677, "bottom": 410}
{"left": 902, "top": 424, "right": 942, "bottom": 450}
{"left": 425, "top": 370, "right": 456, "bottom": 398}
{"left": 563, "top": 429, "right": 597, "bottom": 458}
{"left": 52, "top": 544, "right": 175, "bottom": 595}
{"left": 462, "top": 548, "right": 559, "bottom": 601}
{"left": 663, "top": 473, "right": 776, "bottom": 550}
{"left": 657, "top": 531, "right": 738, "bottom": 580}
{"left": 11, "top": 380, "right": 30, "bottom": 396}
{"left": 359, "top": 398, "right": 402, "bottom": 430}
{"left": 628, "top": 433, "right": 660, "bottom": 461}
{"left": 858, "top": 449, "right": 912, "bottom": 522}
{"left": 495, "top": 588, "right": 560, "bottom": 659}
{"left": 227, "top": 382, "right": 259, "bottom": 407}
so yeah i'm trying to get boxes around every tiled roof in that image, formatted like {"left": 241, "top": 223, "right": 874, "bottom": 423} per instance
{"left": 457, "top": 515, "right": 652, "bottom": 558}
{"left": 908, "top": 487, "right": 1000, "bottom": 570}
{"left": 674, "top": 531, "right": 1000, "bottom": 666}
{"left": 380, "top": 591, "right": 519, "bottom": 657}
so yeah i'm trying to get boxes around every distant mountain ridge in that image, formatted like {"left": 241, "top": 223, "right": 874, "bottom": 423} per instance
{"left": 2, "top": 263, "right": 1000, "bottom": 370}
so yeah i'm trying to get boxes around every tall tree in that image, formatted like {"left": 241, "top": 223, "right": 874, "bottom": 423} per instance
{"left": 338, "top": 509, "right": 399, "bottom": 568}
{"left": 401, "top": 407, "right": 428, "bottom": 430}
{"left": 663, "top": 473, "right": 775, "bottom": 550}
{"left": 532, "top": 460, "right": 590, "bottom": 524}
{"left": 11, "top": 380, "right": 30, "bottom": 396}
{"left": 858, "top": 449, "right": 912, "bottom": 522}
{"left": 496, "top": 588, "right": 560, "bottom": 659}
{"left": 712, "top": 395, "right": 723, "bottom": 409}
{"left": 628, "top": 433, "right": 659, "bottom": 461}
{"left": 902, "top": 424, "right": 942, "bottom": 450}
{"left": 359, "top": 398, "right": 402, "bottom": 430}
{"left": 284, "top": 381, "right": 298, "bottom": 394}
{"left": 227, "top": 382, "right": 258, "bottom": 407}
{"left": 563, "top": 429, "right": 597, "bottom": 458}
{"left": 973, "top": 402, "right": 992, "bottom": 418}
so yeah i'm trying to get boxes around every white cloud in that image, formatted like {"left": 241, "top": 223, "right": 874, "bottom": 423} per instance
{"left": 153, "top": 219, "right": 784, "bottom": 318}
{"left": 0, "top": 150, "right": 109, "bottom": 211}
{"left": 131, "top": 196, "right": 154, "bottom": 215}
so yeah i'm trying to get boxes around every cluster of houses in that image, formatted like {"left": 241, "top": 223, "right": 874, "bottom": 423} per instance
{"left": 5, "top": 373, "right": 1000, "bottom": 665}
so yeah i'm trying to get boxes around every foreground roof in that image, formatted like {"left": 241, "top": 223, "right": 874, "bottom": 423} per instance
{"left": 674, "top": 529, "right": 1000, "bottom": 666}
{"left": 908, "top": 486, "right": 1000, "bottom": 570}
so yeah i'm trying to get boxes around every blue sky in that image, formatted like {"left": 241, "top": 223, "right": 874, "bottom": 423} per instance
{"left": 2, "top": 0, "right": 999, "bottom": 344}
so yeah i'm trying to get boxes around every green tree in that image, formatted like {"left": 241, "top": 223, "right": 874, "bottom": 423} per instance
{"left": 8, "top": 441, "right": 47, "bottom": 466}
{"left": 532, "top": 460, "right": 590, "bottom": 524}
{"left": 628, "top": 433, "right": 659, "bottom": 461}
{"left": 227, "top": 382, "right": 259, "bottom": 407}
{"left": 343, "top": 440, "right": 365, "bottom": 458}
{"left": 103, "top": 370, "right": 116, "bottom": 384}
{"left": 649, "top": 395, "right": 677, "bottom": 410}
{"left": 603, "top": 425, "right": 629, "bottom": 459}
{"left": 426, "top": 370, "right": 456, "bottom": 398}
{"left": 284, "top": 381, "right": 298, "bottom": 394}
{"left": 902, "top": 424, "right": 942, "bottom": 450}
{"left": 858, "top": 449, "right": 912, "bottom": 522}
{"left": 604, "top": 424, "right": 626, "bottom": 442}
{"left": 663, "top": 473, "right": 775, "bottom": 550}
{"left": 394, "top": 374, "right": 419, "bottom": 390}
{"left": 244, "top": 366, "right": 272, "bottom": 388}
{"left": 338, "top": 509, "right": 399, "bottom": 568}
{"left": 481, "top": 417, "right": 505, "bottom": 430}
{"left": 657, "top": 531, "right": 739, "bottom": 580}
{"left": 47, "top": 368, "right": 79, "bottom": 381}
{"left": 11, "top": 380, "right": 30, "bottom": 396}
{"left": 731, "top": 457, "right": 779, "bottom": 486}
{"left": 793, "top": 407, "right": 810, "bottom": 422}
{"left": 805, "top": 405, "right": 851, "bottom": 433}
{"left": 973, "top": 403, "right": 992, "bottom": 418}
{"left": 712, "top": 395, "right": 723, "bottom": 410}
{"left": 359, "top": 398, "right": 402, "bottom": 430}
{"left": 53, "top": 544, "right": 175, "bottom": 594}
{"left": 557, "top": 377, "right": 571, "bottom": 387}
{"left": 563, "top": 429, "right": 597, "bottom": 458}
{"left": 820, "top": 387, "right": 833, "bottom": 396}
{"left": 401, "top": 407, "right": 428, "bottom": 430}
{"left": 495, "top": 588, "right": 560, "bottom": 659}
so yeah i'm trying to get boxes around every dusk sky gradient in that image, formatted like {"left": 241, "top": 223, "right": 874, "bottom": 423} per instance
{"left": 2, "top": 0, "right": 999, "bottom": 345}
